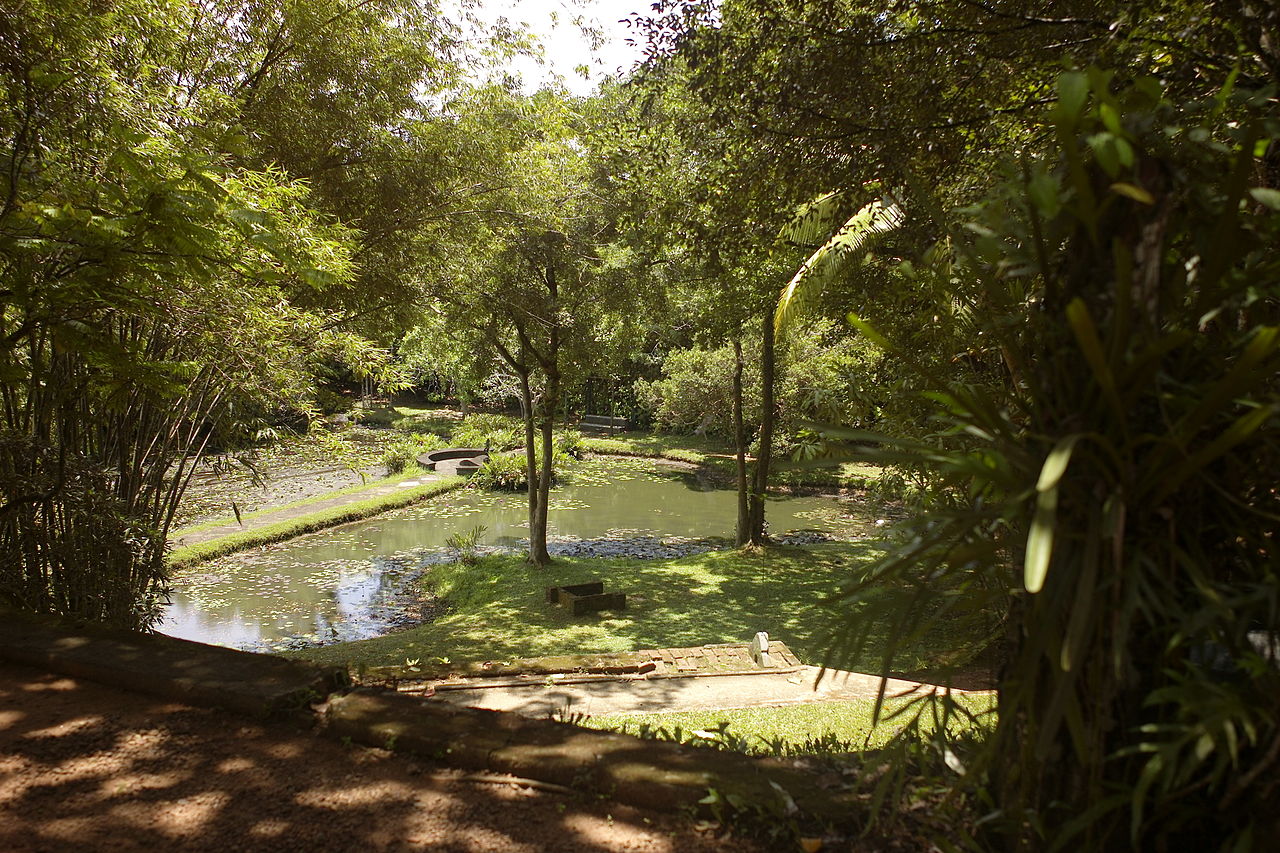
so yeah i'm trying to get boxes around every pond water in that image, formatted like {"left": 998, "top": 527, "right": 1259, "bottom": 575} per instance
{"left": 160, "top": 457, "right": 878, "bottom": 651}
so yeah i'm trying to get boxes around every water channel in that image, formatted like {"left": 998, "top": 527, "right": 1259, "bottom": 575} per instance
{"left": 161, "top": 457, "right": 876, "bottom": 651}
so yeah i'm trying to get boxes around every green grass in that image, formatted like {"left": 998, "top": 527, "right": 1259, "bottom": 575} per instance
{"left": 584, "top": 693, "right": 997, "bottom": 755}
{"left": 580, "top": 431, "right": 887, "bottom": 492}
{"left": 579, "top": 432, "right": 727, "bottom": 465}
{"left": 168, "top": 476, "right": 465, "bottom": 569}
{"left": 171, "top": 466, "right": 435, "bottom": 538}
{"left": 289, "top": 541, "right": 986, "bottom": 675}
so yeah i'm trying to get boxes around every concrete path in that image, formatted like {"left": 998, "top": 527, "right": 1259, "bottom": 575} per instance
{"left": 171, "top": 472, "right": 445, "bottom": 549}
{"left": 429, "top": 665, "right": 988, "bottom": 718}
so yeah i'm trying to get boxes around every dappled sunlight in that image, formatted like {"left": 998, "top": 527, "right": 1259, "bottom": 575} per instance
{"left": 0, "top": 662, "right": 752, "bottom": 852}
{"left": 297, "top": 537, "right": 931, "bottom": 671}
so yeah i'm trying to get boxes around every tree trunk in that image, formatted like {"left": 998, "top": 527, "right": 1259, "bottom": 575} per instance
{"left": 517, "top": 363, "right": 542, "bottom": 565}
{"left": 532, "top": 395, "right": 554, "bottom": 566}
{"left": 746, "top": 317, "right": 776, "bottom": 546}
{"left": 528, "top": 253, "right": 560, "bottom": 567}
{"left": 732, "top": 336, "right": 750, "bottom": 546}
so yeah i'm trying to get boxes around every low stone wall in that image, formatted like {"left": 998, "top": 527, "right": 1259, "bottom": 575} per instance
{"left": 0, "top": 607, "right": 345, "bottom": 720}
{"left": 417, "top": 447, "right": 489, "bottom": 476}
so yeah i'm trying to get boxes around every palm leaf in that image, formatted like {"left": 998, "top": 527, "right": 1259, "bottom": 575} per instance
{"left": 775, "top": 191, "right": 905, "bottom": 335}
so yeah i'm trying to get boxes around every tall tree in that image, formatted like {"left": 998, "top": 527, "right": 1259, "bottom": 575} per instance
{"left": 0, "top": 0, "right": 396, "bottom": 627}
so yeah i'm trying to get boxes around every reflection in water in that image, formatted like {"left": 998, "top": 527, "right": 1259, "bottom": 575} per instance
{"left": 161, "top": 457, "right": 877, "bottom": 650}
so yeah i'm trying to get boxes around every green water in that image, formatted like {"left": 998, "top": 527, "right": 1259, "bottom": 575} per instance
{"left": 161, "top": 457, "right": 877, "bottom": 650}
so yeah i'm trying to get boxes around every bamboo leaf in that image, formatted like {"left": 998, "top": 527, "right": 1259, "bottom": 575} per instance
{"left": 1110, "top": 182, "right": 1155, "bottom": 205}
{"left": 1037, "top": 434, "right": 1083, "bottom": 493}
{"left": 1025, "top": 485, "right": 1058, "bottom": 594}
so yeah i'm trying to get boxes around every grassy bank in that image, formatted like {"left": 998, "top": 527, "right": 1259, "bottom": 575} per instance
{"left": 168, "top": 475, "right": 465, "bottom": 569}
{"left": 580, "top": 432, "right": 888, "bottom": 492}
{"left": 585, "top": 693, "right": 996, "bottom": 754}
{"left": 290, "top": 542, "right": 988, "bottom": 675}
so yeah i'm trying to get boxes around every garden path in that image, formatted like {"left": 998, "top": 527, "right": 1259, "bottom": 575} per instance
{"left": 0, "top": 661, "right": 759, "bottom": 853}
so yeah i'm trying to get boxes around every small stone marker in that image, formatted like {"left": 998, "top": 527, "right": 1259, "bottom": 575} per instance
{"left": 750, "top": 631, "right": 772, "bottom": 667}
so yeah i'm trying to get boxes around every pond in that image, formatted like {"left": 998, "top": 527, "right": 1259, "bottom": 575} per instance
{"left": 160, "top": 457, "right": 880, "bottom": 652}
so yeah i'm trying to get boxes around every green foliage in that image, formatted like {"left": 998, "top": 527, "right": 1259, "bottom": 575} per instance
{"left": 636, "top": 319, "right": 880, "bottom": 442}
{"left": 380, "top": 432, "right": 444, "bottom": 475}
{"left": 471, "top": 452, "right": 530, "bottom": 491}
{"left": 471, "top": 448, "right": 574, "bottom": 491}
{"left": 775, "top": 189, "right": 906, "bottom": 334}
{"left": 816, "top": 72, "right": 1280, "bottom": 849}
{"left": 556, "top": 429, "right": 584, "bottom": 458}
{"left": 444, "top": 525, "right": 488, "bottom": 565}
{"left": 450, "top": 414, "right": 524, "bottom": 451}
{"left": 0, "top": 0, "right": 402, "bottom": 628}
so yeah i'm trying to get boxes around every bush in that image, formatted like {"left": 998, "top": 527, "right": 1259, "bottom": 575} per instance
{"left": 472, "top": 448, "right": 573, "bottom": 491}
{"left": 471, "top": 452, "right": 528, "bottom": 490}
{"left": 451, "top": 413, "right": 523, "bottom": 450}
{"left": 353, "top": 407, "right": 397, "bottom": 428}
{"left": 444, "top": 524, "right": 488, "bottom": 564}
{"left": 314, "top": 387, "right": 352, "bottom": 415}
{"left": 381, "top": 433, "right": 445, "bottom": 475}
{"left": 556, "top": 429, "right": 583, "bottom": 458}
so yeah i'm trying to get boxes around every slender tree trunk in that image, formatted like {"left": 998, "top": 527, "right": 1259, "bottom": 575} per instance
{"left": 528, "top": 254, "right": 560, "bottom": 567}
{"left": 532, "top": 390, "right": 554, "bottom": 566}
{"left": 732, "top": 336, "right": 750, "bottom": 546}
{"left": 517, "top": 362, "right": 541, "bottom": 564}
{"left": 746, "top": 317, "right": 776, "bottom": 545}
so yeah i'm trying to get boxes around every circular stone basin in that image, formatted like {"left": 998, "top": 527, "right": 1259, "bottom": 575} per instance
{"left": 418, "top": 447, "right": 489, "bottom": 476}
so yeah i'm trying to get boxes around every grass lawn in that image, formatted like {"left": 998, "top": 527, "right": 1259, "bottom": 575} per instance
{"left": 168, "top": 475, "right": 465, "bottom": 569}
{"left": 290, "top": 541, "right": 987, "bottom": 676}
{"left": 580, "top": 431, "right": 888, "bottom": 492}
{"left": 585, "top": 693, "right": 996, "bottom": 755}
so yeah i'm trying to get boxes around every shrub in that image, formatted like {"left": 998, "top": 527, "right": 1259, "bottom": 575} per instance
{"left": 381, "top": 433, "right": 445, "bottom": 475}
{"left": 353, "top": 407, "right": 397, "bottom": 428}
{"left": 444, "top": 524, "right": 488, "bottom": 564}
{"left": 472, "top": 449, "right": 573, "bottom": 491}
{"left": 556, "top": 429, "right": 584, "bottom": 458}
{"left": 451, "top": 413, "right": 523, "bottom": 450}
{"left": 471, "top": 452, "right": 528, "bottom": 490}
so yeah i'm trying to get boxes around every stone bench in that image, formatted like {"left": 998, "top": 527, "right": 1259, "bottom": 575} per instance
{"left": 578, "top": 414, "right": 629, "bottom": 435}
{"left": 546, "top": 581, "right": 627, "bottom": 617}
{"left": 417, "top": 447, "right": 489, "bottom": 476}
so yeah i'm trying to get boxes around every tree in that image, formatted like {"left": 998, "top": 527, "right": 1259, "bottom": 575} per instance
{"left": 417, "top": 87, "right": 620, "bottom": 566}
{"left": 822, "top": 72, "right": 1280, "bottom": 850}
{"left": 0, "top": 0, "right": 413, "bottom": 627}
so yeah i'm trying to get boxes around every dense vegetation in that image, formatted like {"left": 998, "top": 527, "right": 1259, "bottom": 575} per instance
{"left": 3, "top": 0, "right": 1277, "bottom": 848}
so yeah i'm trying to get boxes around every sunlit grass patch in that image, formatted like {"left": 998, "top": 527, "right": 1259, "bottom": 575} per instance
{"left": 289, "top": 541, "right": 988, "bottom": 676}
{"left": 585, "top": 693, "right": 997, "bottom": 755}
{"left": 168, "top": 476, "right": 465, "bottom": 570}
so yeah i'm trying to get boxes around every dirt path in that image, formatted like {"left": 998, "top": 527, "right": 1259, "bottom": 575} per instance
{"left": 0, "top": 662, "right": 761, "bottom": 853}
{"left": 428, "top": 665, "right": 992, "bottom": 719}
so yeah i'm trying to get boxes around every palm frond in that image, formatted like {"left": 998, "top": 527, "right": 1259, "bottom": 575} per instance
{"left": 775, "top": 191, "right": 905, "bottom": 335}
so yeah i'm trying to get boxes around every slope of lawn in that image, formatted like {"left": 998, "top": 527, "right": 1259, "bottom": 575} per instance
{"left": 291, "top": 541, "right": 987, "bottom": 675}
